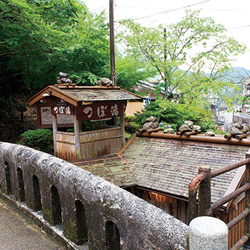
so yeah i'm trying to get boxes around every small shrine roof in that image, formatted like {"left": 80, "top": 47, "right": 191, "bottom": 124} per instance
{"left": 28, "top": 85, "right": 143, "bottom": 106}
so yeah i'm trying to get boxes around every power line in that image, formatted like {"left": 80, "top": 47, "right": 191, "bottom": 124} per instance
{"left": 90, "top": 4, "right": 108, "bottom": 12}
{"left": 133, "top": 0, "right": 211, "bottom": 20}
{"left": 230, "top": 25, "right": 250, "bottom": 30}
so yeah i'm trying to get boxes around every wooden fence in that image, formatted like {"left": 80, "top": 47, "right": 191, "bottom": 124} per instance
{"left": 56, "top": 127, "right": 123, "bottom": 161}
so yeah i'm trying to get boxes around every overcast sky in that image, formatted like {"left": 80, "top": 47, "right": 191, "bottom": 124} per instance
{"left": 82, "top": 0, "right": 250, "bottom": 69}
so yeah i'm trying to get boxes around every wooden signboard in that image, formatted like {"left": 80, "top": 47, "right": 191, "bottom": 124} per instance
{"left": 77, "top": 102, "right": 124, "bottom": 121}
{"left": 41, "top": 107, "right": 74, "bottom": 125}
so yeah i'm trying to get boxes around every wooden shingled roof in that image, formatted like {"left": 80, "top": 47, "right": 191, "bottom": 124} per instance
{"left": 73, "top": 132, "right": 250, "bottom": 205}
{"left": 73, "top": 154, "right": 137, "bottom": 188}
{"left": 28, "top": 85, "right": 143, "bottom": 106}
{"left": 121, "top": 135, "right": 248, "bottom": 203}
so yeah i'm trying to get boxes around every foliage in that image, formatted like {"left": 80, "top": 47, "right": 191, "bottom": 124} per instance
{"left": 120, "top": 10, "right": 246, "bottom": 106}
{"left": 238, "top": 95, "right": 250, "bottom": 105}
{"left": 19, "top": 128, "right": 53, "bottom": 153}
{"left": 0, "top": 0, "right": 110, "bottom": 119}
{"left": 135, "top": 98, "right": 216, "bottom": 132}
{"left": 115, "top": 55, "right": 156, "bottom": 91}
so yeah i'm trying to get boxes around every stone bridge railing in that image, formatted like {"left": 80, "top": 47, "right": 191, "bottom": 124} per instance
{"left": 0, "top": 142, "right": 188, "bottom": 250}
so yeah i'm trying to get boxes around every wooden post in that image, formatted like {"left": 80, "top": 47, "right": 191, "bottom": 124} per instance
{"left": 74, "top": 108, "right": 81, "bottom": 160}
{"left": 198, "top": 166, "right": 211, "bottom": 217}
{"left": 245, "top": 149, "right": 250, "bottom": 234}
{"left": 120, "top": 105, "right": 125, "bottom": 146}
{"left": 188, "top": 185, "right": 198, "bottom": 224}
{"left": 52, "top": 114, "right": 57, "bottom": 156}
{"left": 34, "top": 104, "right": 41, "bottom": 129}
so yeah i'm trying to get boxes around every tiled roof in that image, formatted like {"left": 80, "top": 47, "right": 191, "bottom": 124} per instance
{"left": 60, "top": 87, "right": 142, "bottom": 102}
{"left": 73, "top": 154, "right": 137, "bottom": 187}
{"left": 121, "top": 136, "right": 249, "bottom": 203}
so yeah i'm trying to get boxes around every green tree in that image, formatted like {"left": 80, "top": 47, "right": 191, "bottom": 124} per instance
{"left": 115, "top": 55, "right": 156, "bottom": 91}
{"left": 121, "top": 10, "right": 246, "bottom": 105}
{"left": 0, "top": 0, "right": 110, "bottom": 119}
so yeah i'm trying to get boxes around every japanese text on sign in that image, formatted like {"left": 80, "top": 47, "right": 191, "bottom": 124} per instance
{"left": 77, "top": 102, "right": 123, "bottom": 121}
{"left": 51, "top": 106, "right": 74, "bottom": 115}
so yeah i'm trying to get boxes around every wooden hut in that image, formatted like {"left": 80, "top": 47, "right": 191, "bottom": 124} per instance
{"left": 28, "top": 84, "right": 142, "bottom": 161}
{"left": 73, "top": 132, "right": 250, "bottom": 249}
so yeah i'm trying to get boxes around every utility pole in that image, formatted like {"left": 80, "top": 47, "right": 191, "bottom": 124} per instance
{"left": 164, "top": 28, "right": 168, "bottom": 98}
{"left": 109, "top": 0, "right": 116, "bottom": 85}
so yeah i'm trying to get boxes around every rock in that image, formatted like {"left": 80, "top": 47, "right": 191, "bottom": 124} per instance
{"left": 193, "top": 125, "right": 201, "bottom": 132}
{"left": 142, "top": 121, "right": 159, "bottom": 131}
{"left": 230, "top": 126, "right": 243, "bottom": 135}
{"left": 242, "top": 123, "right": 249, "bottom": 133}
{"left": 179, "top": 125, "right": 192, "bottom": 133}
{"left": 205, "top": 131, "right": 215, "bottom": 136}
{"left": 164, "top": 128, "right": 175, "bottom": 134}
{"left": 98, "top": 77, "right": 114, "bottom": 86}
{"left": 143, "top": 122, "right": 153, "bottom": 131}
{"left": 233, "top": 123, "right": 243, "bottom": 130}
{"left": 152, "top": 122, "right": 159, "bottom": 129}
{"left": 59, "top": 72, "right": 69, "bottom": 78}
{"left": 185, "top": 120, "right": 193, "bottom": 129}
{"left": 146, "top": 116, "right": 157, "bottom": 122}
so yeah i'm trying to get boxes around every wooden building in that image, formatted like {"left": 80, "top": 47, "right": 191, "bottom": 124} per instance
{"left": 28, "top": 84, "right": 142, "bottom": 161}
{"left": 73, "top": 132, "right": 250, "bottom": 249}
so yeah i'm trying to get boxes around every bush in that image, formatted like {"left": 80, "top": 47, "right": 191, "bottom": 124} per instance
{"left": 135, "top": 98, "right": 216, "bottom": 132}
{"left": 19, "top": 129, "right": 53, "bottom": 153}
{"left": 127, "top": 122, "right": 141, "bottom": 133}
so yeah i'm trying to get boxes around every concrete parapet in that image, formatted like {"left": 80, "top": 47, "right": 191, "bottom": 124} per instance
{"left": 189, "top": 216, "right": 228, "bottom": 250}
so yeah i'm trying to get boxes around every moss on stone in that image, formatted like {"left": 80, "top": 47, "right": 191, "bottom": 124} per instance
{"left": 43, "top": 209, "right": 53, "bottom": 224}
{"left": 63, "top": 218, "right": 77, "bottom": 243}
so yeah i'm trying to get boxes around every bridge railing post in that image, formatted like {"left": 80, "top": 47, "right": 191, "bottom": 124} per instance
{"left": 189, "top": 216, "right": 228, "bottom": 249}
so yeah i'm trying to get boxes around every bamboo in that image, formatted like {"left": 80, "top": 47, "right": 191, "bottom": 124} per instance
{"left": 225, "top": 133, "right": 233, "bottom": 140}
{"left": 138, "top": 132, "right": 250, "bottom": 146}
{"left": 236, "top": 133, "right": 248, "bottom": 140}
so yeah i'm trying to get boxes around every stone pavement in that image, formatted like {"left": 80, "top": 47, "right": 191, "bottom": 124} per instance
{"left": 0, "top": 197, "right": 64, "bottom": 250}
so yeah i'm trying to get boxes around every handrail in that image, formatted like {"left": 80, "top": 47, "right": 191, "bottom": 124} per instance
{"left": 211, "top": 158, "right": 250, "bottom": 178}
{"left": 188, "top": 149, "right": 250, "bottom": 249}
{"left": 206, "top": 183, "right": 250, "bottom": 216}
{"left": 230, "top": 234, "right": 250, "bottom": 250}
{"left": 227, "top": 208, "right": 250, "bottom": 230}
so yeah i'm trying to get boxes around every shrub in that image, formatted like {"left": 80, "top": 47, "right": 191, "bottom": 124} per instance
{"left": 135, "top": 98, "right": 216, "bottom": 132}
{"left": 19, "top": 129, "right": 53, "bottom": 153}
{"left": 127, "top": 122, "right": 141, "bottom": 133}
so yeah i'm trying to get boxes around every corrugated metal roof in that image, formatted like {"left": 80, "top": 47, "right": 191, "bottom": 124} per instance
{"left": 121, "top": 137, "right": 249, "bottom": 203}
{"left": 60, "top": 87, "right": 142, "bottom": 102}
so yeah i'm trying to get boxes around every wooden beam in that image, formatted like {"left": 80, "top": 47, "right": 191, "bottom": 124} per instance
{"left": 120, "top": 105, "right": 125, "bottom": 146}
{"left": 52, "top": 114, "right": 57, "bottom": 157}
{"left": 74, "top": 107, "right": 81, "bottom": 160}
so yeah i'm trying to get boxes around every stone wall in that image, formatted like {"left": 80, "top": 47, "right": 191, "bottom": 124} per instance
{"left": 0, "top": 142, "right": 188, "bottom": 250}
